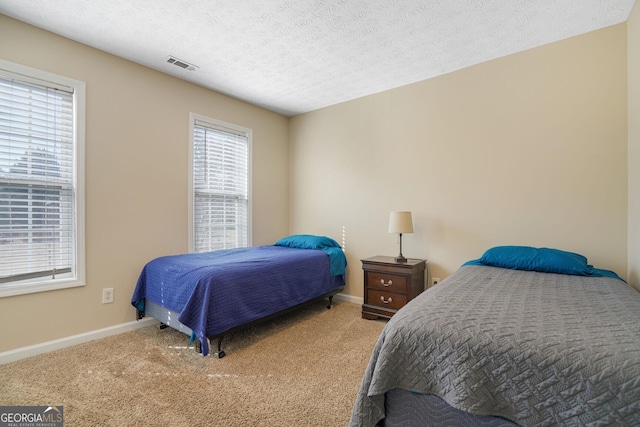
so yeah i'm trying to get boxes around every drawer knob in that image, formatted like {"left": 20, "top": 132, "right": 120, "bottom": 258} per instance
{"left": 380, "top": 296, "right": 393, "bottom": 304}
{"left": 380, "top": 279, "right": 393, "bottom": 287}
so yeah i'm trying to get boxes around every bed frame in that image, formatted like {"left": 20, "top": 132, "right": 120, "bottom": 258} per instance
{"left": 136, "top": 286, "right": 344, "bottom": 358}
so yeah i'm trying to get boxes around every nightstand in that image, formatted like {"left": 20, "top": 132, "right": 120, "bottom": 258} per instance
{"left": 361, "top": 256, "right": 426, "bottom": 320}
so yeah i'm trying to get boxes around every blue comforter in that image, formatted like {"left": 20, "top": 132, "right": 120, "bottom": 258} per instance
{"left": 131, "top": 245, "right": 345, "bottom": 356}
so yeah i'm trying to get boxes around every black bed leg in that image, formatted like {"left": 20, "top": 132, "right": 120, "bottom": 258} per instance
{"left": 327, "top": 295, "right": 334, "bottom": 309}
{"left": 159, "top": 323, "right": 168, "bottom": 329}
{"left": 213, "top": 336, "right": 226, "bottom": 359}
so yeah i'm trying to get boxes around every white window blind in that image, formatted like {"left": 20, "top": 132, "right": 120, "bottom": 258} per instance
{"left": 0, "top": 73, "right": 76, "bottom": 286}
{"left": 192, "top": 118, "right": 249, "bottom": 252}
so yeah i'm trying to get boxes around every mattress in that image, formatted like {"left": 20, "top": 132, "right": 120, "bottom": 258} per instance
{"left": 350, "top": 265, "right": 640, "bottom": 426}
{"left": 383, "top": 389, "right": 519, "bottom": 427}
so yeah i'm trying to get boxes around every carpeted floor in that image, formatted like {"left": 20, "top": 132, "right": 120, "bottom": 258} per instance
{"left": 0, "top": 300, "right": 385, "bottom": 426}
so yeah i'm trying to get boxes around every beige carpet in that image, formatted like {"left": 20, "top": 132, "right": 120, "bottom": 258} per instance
{"left": 0, "top": 300, "right": 385, "bottom": 426}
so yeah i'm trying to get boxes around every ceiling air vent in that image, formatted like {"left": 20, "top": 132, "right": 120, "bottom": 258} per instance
{"left": 165, "top": 56, "right": 198, "bottom": 71}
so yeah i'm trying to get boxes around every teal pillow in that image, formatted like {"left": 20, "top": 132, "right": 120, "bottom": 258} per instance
{"left": 274, "top": 235, "right": 346, "bottom": 276}
{"left": 463, "top": 246, "right": 624, "bottom": 281}
{"left": 274, "top": 234, "right": 341, "bottom": 250}
{"left": 466, "top": 246, "right": 590, "bottom": 275}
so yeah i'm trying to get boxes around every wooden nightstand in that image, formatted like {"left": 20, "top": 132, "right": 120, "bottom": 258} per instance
{"left": 361, "top": 256, "right": 426, "bottom": 320}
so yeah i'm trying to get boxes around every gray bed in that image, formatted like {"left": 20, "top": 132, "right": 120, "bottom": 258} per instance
{"left": 350, "top": 248, "right": 640, "bottom": 426}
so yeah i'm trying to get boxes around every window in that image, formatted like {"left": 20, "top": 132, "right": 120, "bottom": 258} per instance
{"left": 0, "top": 60, "right": 85, "bottom": 297}
{"left": 189, "top": 114, "right": 250, "bottom": 253}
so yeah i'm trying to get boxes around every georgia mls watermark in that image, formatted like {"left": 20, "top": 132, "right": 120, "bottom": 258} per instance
{"left": 0, "top": 406, "right": 63, "bottom": 427}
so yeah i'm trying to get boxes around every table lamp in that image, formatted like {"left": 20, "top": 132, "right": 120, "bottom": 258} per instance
{"left": 388, "top": 211, "right": 413, "bottom": 263}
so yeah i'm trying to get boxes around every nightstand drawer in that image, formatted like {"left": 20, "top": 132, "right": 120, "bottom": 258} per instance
{"left": 367, "top": 289, "right": 407, "bottom": 310}
{"left": 367, "top": 272, "right": 408, "bottom": 293}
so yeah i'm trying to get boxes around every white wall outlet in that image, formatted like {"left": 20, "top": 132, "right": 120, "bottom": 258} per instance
{"left": 432, "top": 277, "right": 441, "bottom": 286}
{"left": 102, "top": 288, "right": 114, "bottom": 304}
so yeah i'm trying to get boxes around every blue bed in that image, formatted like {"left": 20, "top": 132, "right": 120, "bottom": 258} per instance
{"left": 131, "top": 235, "right": 346, "bottom": 357}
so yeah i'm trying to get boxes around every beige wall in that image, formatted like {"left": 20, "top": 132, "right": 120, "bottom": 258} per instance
{"left": 0, "top": 13, "right": 634, "bottom": 354}
{"left": 630, "top": 3, "right": 640, "bottom": 290}
{"left": 0, "top": 15, "right": 289, "bottom": 352}
{"left": 290, "top": 24, "right": 629, "bottom": 298}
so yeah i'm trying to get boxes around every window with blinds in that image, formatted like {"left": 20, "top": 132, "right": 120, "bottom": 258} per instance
{"left": 191, "top": 115, "right": 250, "bottom": 253}
{"left": 0, "top": 60, "right": 85, "bottom": 296}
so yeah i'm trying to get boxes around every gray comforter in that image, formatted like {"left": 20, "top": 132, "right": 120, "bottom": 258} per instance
{"left": 350, "top": 265, "right": 640, "bottom": 426}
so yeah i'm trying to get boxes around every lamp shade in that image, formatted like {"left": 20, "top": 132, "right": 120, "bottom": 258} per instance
{"left": 388, "top": 211, "right": 413, "bottom": 234}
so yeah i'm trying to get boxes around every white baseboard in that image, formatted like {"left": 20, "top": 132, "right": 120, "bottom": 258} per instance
{"left": 335, "top": 292, "right": 363, "bottom": 305}
{"left": 0, "top": 317, "right": 159, "bottom": 365}
{"left": 2, "top": 294, "right": 362, "bottom": 365}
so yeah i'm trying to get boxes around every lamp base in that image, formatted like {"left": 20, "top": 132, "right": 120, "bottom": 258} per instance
{"left": 395, "top": 255, "right": 408, "bottom": 263}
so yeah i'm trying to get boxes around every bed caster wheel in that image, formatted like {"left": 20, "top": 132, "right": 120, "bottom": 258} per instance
{"left": 213, "top": 350, "right": 226, "bottom": 359}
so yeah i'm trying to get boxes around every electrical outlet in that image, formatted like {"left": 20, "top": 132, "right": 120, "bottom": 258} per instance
{"left": 102, "top": 288, "right": 114, "bottom": 304}
{"left": 432, "top": 277, "right": 441, "bottom": 286}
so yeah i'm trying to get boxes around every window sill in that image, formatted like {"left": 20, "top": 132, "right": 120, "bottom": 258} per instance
{"left": 0, "top": 276, "right": 85, "bottom": 298}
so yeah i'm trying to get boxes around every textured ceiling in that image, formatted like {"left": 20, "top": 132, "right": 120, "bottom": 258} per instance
{"left": 0, "top": 0, "right": 636, "bottom": 116}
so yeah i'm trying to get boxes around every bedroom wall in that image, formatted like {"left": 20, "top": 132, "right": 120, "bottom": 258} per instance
{"left": 630, "top": 3, "right": 640, "bottom": 290}
{"left": 0, "top": 15, "right": 290, "bottom": 353}
{"left": 289, "top": 24, "right": 629, "bottom": 299}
